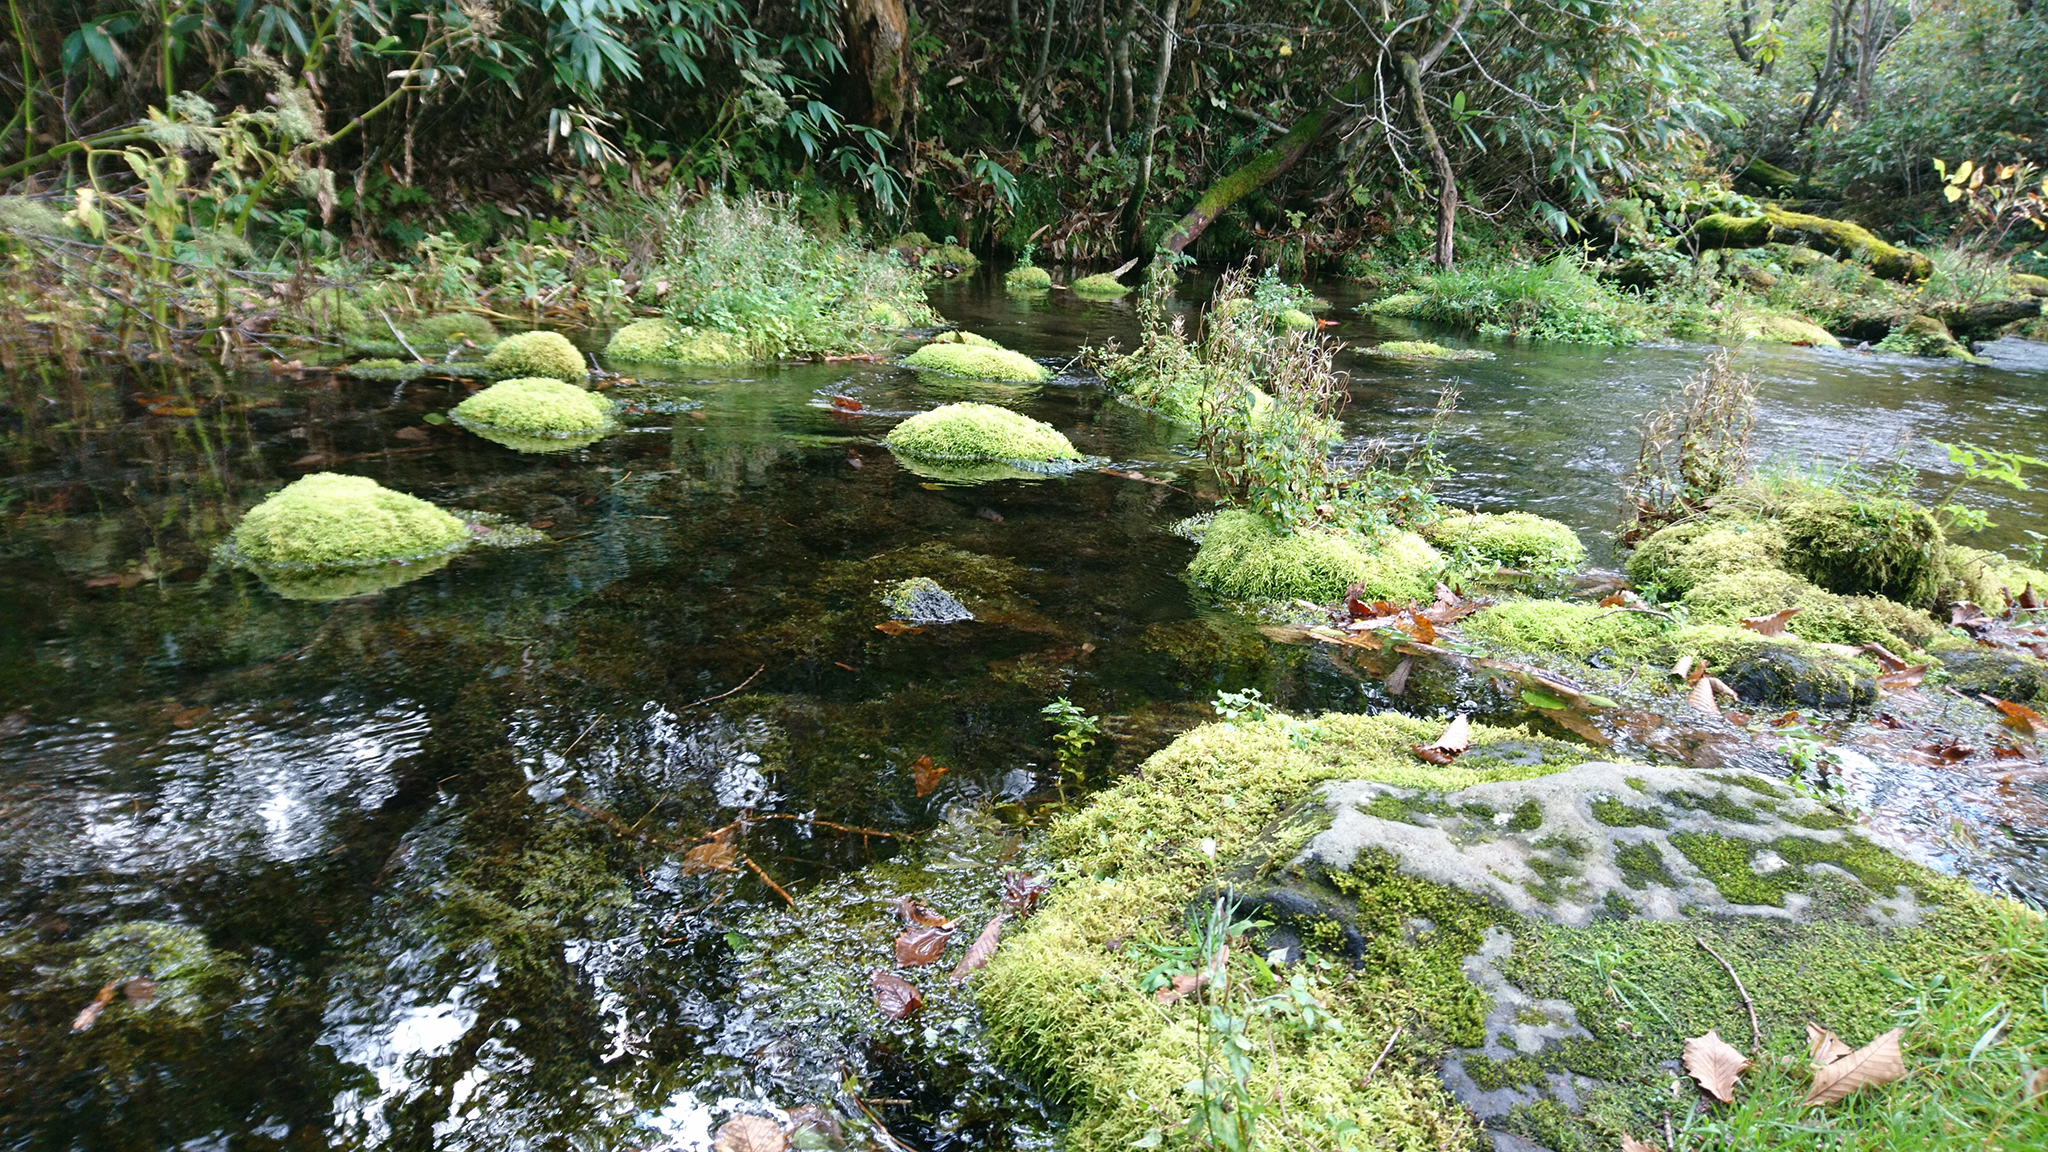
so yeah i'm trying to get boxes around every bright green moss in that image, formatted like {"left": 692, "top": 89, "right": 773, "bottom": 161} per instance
{"left": 1612, "top": 841, "right": 1675, "bottom": 889}
{"left": 1458, "top": 600, "right": 1672, "bottom": 660}
{"left": 450, "top": 378, "right": 614, "bottom": 455}
{"left": 1680, "top": 569, "right": 1931, "bottom": 648}
{"left": 230, "top": 473, "right": 467, "bottom": 571}
{"left": 1278, "top": 308, "right": 1318, "bottom": 330}
{"left": 1366, "top": 292, "right": 1426, "bottom": 316}
{"left": 1625, "top": 518, "right": 1785, "bottom": 596}
{"left": 1590, "top": 796, "right": 1668, "bottom": 828}
{"left": 1185, "top": 509, "right": 1440, "bottom": 603}
{"left": 1943, "top": 546, "right": 2048, "bottom": 611}
{"left": 405, "top": 312, "right": 498, "bottom": 351}
{"left": 1766, "top": 489, "right": 1946, "bottom": 605}
{"left": 482, "top": 329, "right": 586, "bottom": 381}
{"left": 1669, "top": 830, "right": 1916, "bottom": 906}
{"left": 1505, "top": 798, "right": 1544, "bottom": 832}
{"left": 904, "top": 342, "right": 1050, "bottom": 381}
{"left": 1762, "top": 206, "right": 1931, "bottom": 281}
{"left": 1428, "top": 511, "right": 1586, "bottom": 575}
{"left": 1362, "top": 340, "right": 1497, "bottom": 362}
{"left": 1070, "top": 273, "right": 1130, "bottom": 297}
{"left": 928, "top": 329, "right": 1003, "bottom": 348}
{"left": 1730, "top": 310, "right": 1841, "bottom": 348}
{"left": 603, "top": 318, "right": 750, "bottom": 364}
{"left": 1004, "top": 265, "right": 1053, "bottom": 291}
{"left": 884, "top": 401, "right": 1080, "bottom": 468}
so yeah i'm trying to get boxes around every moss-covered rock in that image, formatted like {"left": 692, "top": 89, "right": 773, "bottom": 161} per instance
{"left": 1365, "top": 292, "right": 1427, "bottom": 317}
{"left": 1361, "top": 340, "right": 1497, "bottom": 362}
{"left": 1875, "top": 314, "right": 1980, "bottom": 361}
{"left": 1625, "top": 518, "right": 1787, "bottom": 597}
{"left": 929, "top": 329, "right": 1001, "bottom": 348}
{"left": 904, "top": 340, "right": 1051, "bottom": 382}
{"left": 884, "top": 402, "right": 1081, "bottom": 474}
{"left": 481, "top": 329, "right": 586, "bottom": 381}
{"left": 450, "top": 377, "right": 615, "bottom": 453}
{"left": 1186, "top": 509, "right": 1440, "bottom": 603}
{"left": 1944, "top": 546, "right": 2048, "bottom": 611}
{"left": 405, "top": 312, "right": 498, "bottom": 351}
{"left": 1933, "top": 646, "right": 2048, "bottom": 704}
{"left": 1278, "top": 307, "right": 1318, "bottom": 330}
{"left": 1426, "top": 512, "right": 1586, "bottom": 576}
{"left": 2013, "top": 273, "right": 2048, "bottom": 298}
{"left": 602, "top": 318, "right": 750, "bottom": 364}
{"left": 1004, "top": 265, "right": 1053, "bottom": 291}
{"left": 882, "top": 576, "right": 974, "bottom": 625}
{"left": 1070, "top": 273, "right": 1130, "bottom": 297}
{"left": 229, "top": 473, "right": 468, "bottom": 573}
{"left": 1761, "top": 206, "right": 1931, "bottom": 281}
{"left": 1680, "top": 568, "right": 1934, "bottom": 648}
{"left": 1731, "top": 309, "right": 1841, "bottom": 348}
{"left": 1773, "top": 488, "right": 1945, "bottom": 605}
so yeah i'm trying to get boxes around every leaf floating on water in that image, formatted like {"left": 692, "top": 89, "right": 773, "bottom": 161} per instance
{"left": 911, "top": 755, "right": 948, "bottom": 797}
{"left": 1806, "top": 1022, "right": 1854, "bottom": 1066}
{"left": 895, "top": 925, "right": 954, "bottom": 967}
{"left": 712, "top": 1114, "right": 788, "bottom": 1152}
{"left": 1805, "top": 1026, "right": 1904, "bottom": 1106}
{"left": 1000, "top": 871, "right": 1051, "bottom": 915}
{"left": 680, "top": 829, "right": 740, "bottom": 876}
{"left": 71, "top": 982, "right": 119, "bottom": 1032}
{"left": 1399, "top": 614, "right": 1438, "bottom": 646}
{"left": 893, "top": 896, "right": 953, "bottom": 929}
{"left": 1907, "top": 742, "right": 1973, "bottom": 765}
{"left": 949, "top": 913, "right": 1007, "bottom": 984}
{"left": 874, "top": 620, "right": 922, "bottom": 636}
{"left": 1981, "top": 695, "right": 2046, "bottom": 736}
{"left": 1740, "top": 607, "right": 1801, "bottom": 637}
{"left": 871, "top": 970, "right": 924, "bottom": 1020}
{"left": 1412, "top": 714, "right": 1470, "bottom": 765}
{"left": 1682, "top": 1028, "right": 1752, "bottom": 1103}
{"left": 828, "top": 394, "right": 863, "bottom": 411}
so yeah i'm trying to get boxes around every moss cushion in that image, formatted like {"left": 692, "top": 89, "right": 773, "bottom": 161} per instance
{"left": 481, "top": 330, "right": 586, "bottom": 382}
{"left": 885, "top": 402, "right": 1081, "bottom": 469}
{"left": 231, "top": 473, "right": 467, "bottom": 571}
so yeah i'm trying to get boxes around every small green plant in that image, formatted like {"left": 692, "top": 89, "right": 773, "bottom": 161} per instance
{"left": 1929, "top": 441, "right": 2046, "bottom": 534}
{"left": 1211, "top": 688, "right": 1273, "bottom": 725}
{"left": 1041, "top": 697, "right": 1101, "bottom": 784}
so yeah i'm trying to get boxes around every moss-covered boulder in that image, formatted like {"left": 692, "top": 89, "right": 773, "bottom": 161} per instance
{"left": 450, "top": 377, "right": 615, "bottom": 454}
{"left": 1624, "top": 518, "right": 1787, "bottom": 597}
{"left": 1279, "top": 307, "right": 1318, "bottom": 330}
{"left": 230, "top": 473, "right": 466, "bottom": 573}
{"left": 1071, "top": 273, "right": 1130, "bottom": 297}
{"left": 1944, "top": 546, "right": 2048, "bottom": 612}
{"left": 1365, "top": 292, "right": 1427, "bottom": 317}
{"left": 1731, "top": 310, "right": 1841, "bottom": 348}
{"left": 481, "top": 329, "right": 586, "bottom": 381}
{"left": 882, "top": 576, "right": 974, "bottom": 625}
{"left": 602, "top": 318, "right": 750, "bottom": 364}
{"left": 1185, "top": 509, "right": 1440, "bottom": 603}
{"left": 904, "top": 339, "right": 1050, "bottom": 382}
{"left": 1773, "top": 488, "right": 1945, "bottom": 605}
{"left": 1874, "top": 314, "right": 1980, "bottom": 361}
{"left": 884, "top": 402, "right": 1082, "bottom": 479}
{"left": 405, "top": 312, "right": 498, "bottom": 352}
{"left": 1004, "top": 265, "right": 1053, "bottom": 291}
{"left": 1426, "top": 511, "right": 1586, "bottom": 577}
{"left": 1361, "top": 340, "right": 1496, "bottom": 362}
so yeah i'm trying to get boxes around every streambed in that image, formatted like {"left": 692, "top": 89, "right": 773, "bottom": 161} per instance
{"left": 2, "top": 272, "right": 2045, "bottom": 1149}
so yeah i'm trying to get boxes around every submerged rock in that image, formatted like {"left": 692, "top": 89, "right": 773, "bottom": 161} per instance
{"left": 481, "top": 329, "right": 587, "bottom": 381}
{"left": 883, "top": 576, "right": 974, "bottom": 625}
{"left": 1874, "top": 314, "right": 1980, "bottom": 362}
{"left": 1185, "top": 509, "right": 1440, "bottom": 603}
{"left": 1361, "top": 340, "right": 1496, "bottom": 362}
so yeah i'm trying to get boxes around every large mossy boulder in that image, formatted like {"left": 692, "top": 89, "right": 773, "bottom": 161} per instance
{"left": 450, "top": 377, "right": 616, "bottom": 454}
{"left": 884, "top": 402, "right": 1082, "bottom": 480}
{"left": 1944, "top": 546, "right": 2048, "bottom": 612}
{"left": 481, "top": 329, "right": 586, "bottom": 382}
{"left": 1070, "top": 273, "right": 1130, "bottom": 297}
{"left": 1425, "top": 511, "right": 1585, "bottom": 577}
{"left": 231, "top": 473, "right": 467, "bottom": 572}
{"left": 904, "top": 335, "right": 1050, "bottom": 381}
{"left": 1186, "top": 509, "right": 1440, "bottom": 603}
{"left": 1874, "top": 314, "right": 1980, "bottom": 361}
{"left": 1731, "top": 309, "right": 1841, "bottom": 348}
{"left": 603, "top": 317, "right": 750, "bottom": 364}
{"left": 1773, "top": 488, "right": 1944, "bottom": 605}
{"left": 1004, "top": 265, "right": 1053, "bottom": 292}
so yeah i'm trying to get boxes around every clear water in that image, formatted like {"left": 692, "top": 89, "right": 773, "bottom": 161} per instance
{"left": 3, "top": 272, "right": 2045, "bottom": 1150}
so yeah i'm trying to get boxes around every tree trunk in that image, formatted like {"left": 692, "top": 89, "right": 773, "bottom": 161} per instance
{"left": 1398, "top": 52, "right": 1458, "bottom": 269}
{"left": 1112, "top": 0, "right": 1138, "bottom": 134}
{"left": 1120, "top": 0, "right": 1180, "bottom": 252}
{"left": 1159, "top": 107, "right": 1329, "bottom": 255}
{"left": 841, "top": 0, "right": 913, "bottom": 134}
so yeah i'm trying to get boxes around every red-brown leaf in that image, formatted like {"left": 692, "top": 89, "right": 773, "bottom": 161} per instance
{"left": 1400, "top": 614, "right": 1438, "bottom": 646}
{"left": 829, "top": 394, "right": 864, "bottom": 411}
{"left": 1982, "top": 695, "right": 2046, "bottom": 736}
{"left": 1598, "top": 591, "right": 1633, "bottom": 609}
{"left": 1740, "top": 607, "right": 1802, "bottom": 637}
{"left": 1000, "top": 871, "right": 1051, "bottom": 915}
{"left": 949, "top": 913, "right": 1007, "bottom": 984}
{"left": 71, "top": 982, "right": 118, "bottom": 1032}
{"left": 894, "top": 925, "right": 954, "bottom": 967}
{"left": 1859, "top": 642, "right": 1910, "bottom": 672}
{"left": 874, "top": 620, "right": 922, "bottom": 636}
{"left": 911, "top": 755, "right": 948, "bottom": 797}
{"left": 1683, "top": 1028, "right": 1752, "bottom": 1103}
{"left": 871, "top": 971, "right": 924, "bottom": 1019}
{"left": 1879, "top": 664, "right": 1930, "bottom": 690}
{"left": 893, "top": 896, "right": 953, "bottom": 929}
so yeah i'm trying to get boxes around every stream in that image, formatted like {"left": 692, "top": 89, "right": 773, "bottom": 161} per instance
{"left": 3, "top": 272, "right": 2046, "bottom": 1150}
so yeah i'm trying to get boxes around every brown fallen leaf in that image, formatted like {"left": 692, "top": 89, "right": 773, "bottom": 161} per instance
{"left": 2027, "top": 1066, "right": 2048, "bottom": 1102}
{"left": 1878, "top": 664, "right": 1930, "bottom": 690}
{"left": 871, "top": 970, "right": 924, "bottom": 1020}
{"left": 1598, "top": 591, "right": 1633, "bottom": 609}
{"left": 828, "top": 394, "right": 864, "bottom": 411}
{"left": 1740, "top": 606, "right": 1802, "bottom": 637}
{"left": 1000, "top": 871, "right": 1051, "bottom": 915}
{"left": 874, "top": 620, "right": 922, "bottom": 636}
{"left": 71, "top": 981, "right": 119, "bottom": 1032}
{"left": 1807, "top": 1022, "right": 1854, "bottom": 1066}
{"left": 1683, "top": 1028, "right": 1752, "bottom": 1103}
{"left": 1982, "top": 695, "right": 2046, "bottom": 737}
{"left": 1805, "top": 1026, "right": 1904, "bottom": 1106}
{"left": 1399, "top": 614, "right": 1438, "bottom": 646}
{"left": 893, "top": 896, "right": 953, "bottom": 929}
{"left": 895, "top": 925, "right": 954, "bottom": 967}
{"left": 712, "top": 1114, "right": 788, "bottom": 1152}
{"left": 1544, "top": 709, "right": 1613, "bottom": 747}
{"left": 394, "top": 425, "right": 430, "bottom": 442}
{"left": 1992, "top": 746, "right": 2029, "bottom": 761}
{"left": 680, "top": 829, "right": 739, "bottom": 876}
{"left": 949, "top": 913, "right": 1007, "bottom": 984}
{"left": 911, "top": 754, "right": 948, "bottom": 797}
{"left": 1687, "top": 676, "right": 1723, "bottom": 717}
{"left": 1859, "top": 642, "right": 1910, "bottom": 672}
{"left": 1154, "top": 970, "right": 1210, "bottom": 1005}
{"left": 1907, "top": 742, "right": 1973, "bottom": 765}
{"left": 1412, "top": 714, "right": 1471, "bottom": 765}
{"left": 1620, "top": 1135, "right": 1665, "bottom": 1152}
{"left": 1670, "top": 654, "right": 1695, "bottom": 680}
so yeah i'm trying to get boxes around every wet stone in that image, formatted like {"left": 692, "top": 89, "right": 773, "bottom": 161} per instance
{"left": 885, "top": 577, "right": 975, "bottom": 625}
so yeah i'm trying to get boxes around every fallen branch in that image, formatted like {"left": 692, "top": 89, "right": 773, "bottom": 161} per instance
{"left": 1361, "top": 1022, "right": 1405, "bottom": 1087}
{"left": 680, "top": 665, "right": 765, "bottom": 709}
{"left": 741, "top": 853, "right": 794, "bottom": 904}
{"left": 1695, "top": 935, "right": 1761, "bottom": 1053}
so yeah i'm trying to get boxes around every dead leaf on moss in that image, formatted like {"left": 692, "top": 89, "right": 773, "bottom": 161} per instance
{"left": 1683, "top": 1028, "right": 1752, "bottom": 1103}
{"left": 1805, "top": 1026, "right": 1904, "bottom": 1106}
{"left": 1807, "top": 1022, "right": 1854, "bottom": 1065}
{"left": 1399, "top": 614, "right": 1438, "bottom": 646}
{"left": 1740, "top": 607, "right": 1802, "bottom": 637}
{"left": 712, "top": 1115, "right": 787, "bottom": 1152}
{"left": 894, "top": 925, "right": 953, "bottom": 967}
{"left": 1155, "top": 970, "right": 1210, "bottom": 1005}
{"left": 948, "top": 913, "right": 1006, "bottom": 984}
{"left": 1619, "top": 1135, "right": 1665, "bottom": 1152}
{"left": 1000, "top": 871, "right": 1050, "bottom": 914}
{"left": 893, "top": 896, "right": 952, "bottom": 929}
{"left": 1859, "top": 642, "right": 1910, "bottom": 672}
{"left": 1598, "top": 591, "right": 1633, "bottom": 609}
{"left": 71, "top": 982, "right": 119, "bottom": 1032}
{"left": 1412, "top": 714, "right": 1471, "bottom": 764}
{"left": 871, "top": 971, "right": 923, "bottom": 1020}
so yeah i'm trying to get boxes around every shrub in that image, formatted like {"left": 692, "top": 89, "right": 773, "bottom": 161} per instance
{"left": 1399, "top": 256, "right": 1650, "bottom": 344}
{"left": 904, "top": 342, "right": 1049, "bottom": 381}
{"left": 1620, "top": 350, "right": 1756, "bottom": 544}
{"left": 230, "top": 473, "right": 467, "bottom": 571}
{"left": 482, "top": 330, "right": 586, "bottom": 382}
{"left": 885, "top": 401, "right": 1081, "bottom": 468}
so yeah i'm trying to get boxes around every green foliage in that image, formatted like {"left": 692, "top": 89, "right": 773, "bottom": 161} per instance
{"left": 602, "top": 317, "right": 751, "bottom": 364}
{"left": 1427, "top": 512, "right": 1587, "bottom": 579}
{"left": 229, "top": 473, "right": 467, "bottom": 571}
{"left": 1042, "top": 697, "right": 1102, "bottom": 782}
{"left": 1004, "top": 265, "right": 1053, "bottom": 291}
{"left": 884, "top": 402, "right": 1081, "bottom": 468}
{"left": 1071, "top": 273, "right": 1131, "bottom": 297}
{"left": 482, "top": 330, "right": 587, "bottom": 382}
{"left": 1398, "top": 256, "right": 1650, "bottom": 345}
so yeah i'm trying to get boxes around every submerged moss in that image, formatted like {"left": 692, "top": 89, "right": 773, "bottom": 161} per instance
{"left": 1185, "top": 509, "right": 1440, "bottom": 603}
{"left": 230, "top": 473, "right": 468, "bottom": 572}
{"left": 884, "top": 402, "right": 1081, "bottom": 469}
{"left": 482, "top": 330, "right": 586, "bottom": 382}
{"left": 904, "top": 341, "right": 1050, "bottom": 382}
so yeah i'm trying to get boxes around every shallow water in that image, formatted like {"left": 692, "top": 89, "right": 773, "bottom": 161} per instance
{"left": 3, "top": 272, "right": 2046, "bottom": 1149}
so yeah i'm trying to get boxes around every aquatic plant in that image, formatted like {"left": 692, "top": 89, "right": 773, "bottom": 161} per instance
{"left": 602, "top": 318, "right": 750, "bottom": 364}
{"left": 1620, "top": 350, "right": 1757, "bottom": 544}
{"left": 904, "top": 341, "right": 1050, "bottom": 382}
{"left": 229, "top": 473, "right": 468, "bottom": 572}
{"left": 1185, "top": 509, "right": 1439, "bottom": 603}
{"left": 451, "top": 378, "right": 616, "bottom": 452}
{"left": 482, "top": 330, "right": 587, "bottom": 382}
{"left": 884, "top": 402, "right": 1081, "bottom": 469}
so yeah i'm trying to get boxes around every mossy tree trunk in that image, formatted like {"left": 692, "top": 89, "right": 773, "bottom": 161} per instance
{"left": 841, "top": 0, "right": 913, "bottom": 134}
{"left": 1158, "top": 108, "right": 1330, "bottom": 256}
{"left": 1395, "top": 0, "right": 1476, "bottom": 270}
{"left": 1120, "top": 0, "right": 1181, "bottom": 254}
